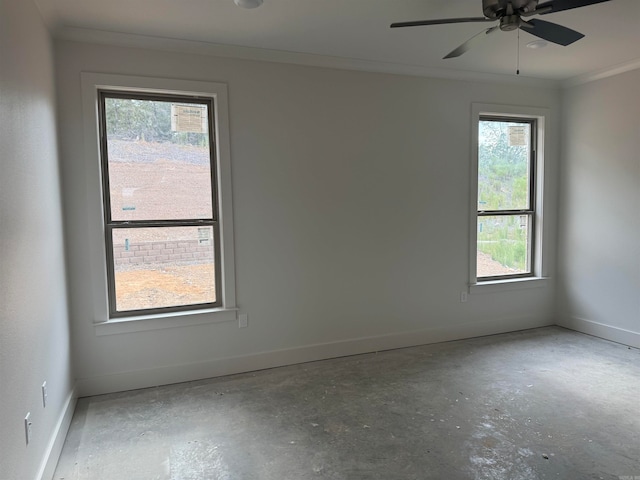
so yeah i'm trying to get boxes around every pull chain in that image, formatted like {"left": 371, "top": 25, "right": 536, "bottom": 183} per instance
{"left": 517, "top": 28, "right": 520, "bottom": 75}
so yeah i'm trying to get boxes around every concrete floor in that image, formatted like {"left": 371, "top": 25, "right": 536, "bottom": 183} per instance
{"left": 54, "top": 327, "right": 640, "bottom": 480}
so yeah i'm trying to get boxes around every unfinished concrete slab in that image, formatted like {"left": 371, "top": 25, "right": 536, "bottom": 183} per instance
{"left": 54, "top": 327, "right": 640, "bottom": 479}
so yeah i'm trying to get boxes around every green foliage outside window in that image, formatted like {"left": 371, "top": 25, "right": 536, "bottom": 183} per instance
{"left": 478, "top": 216, "right": 528, "bottom": 272}
{"left": 104, "top": 98, "right": 210, "bottom": 148}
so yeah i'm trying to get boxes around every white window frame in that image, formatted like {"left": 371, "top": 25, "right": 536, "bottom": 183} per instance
{"left": 81, "top": 73, "right": 237, "bottom": 335}
{"left": 469, "top": 103, "right": 550, "bottom": 294}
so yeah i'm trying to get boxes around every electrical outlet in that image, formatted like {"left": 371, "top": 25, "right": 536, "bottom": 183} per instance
{"left": 460, "top": 291, "right": 468, "bottom": 303}
{"left": 25, "top": 412, "right": 32, "bottom": 445}
{"left": 238, "top": 313, "right": 248, "bottom": 328}
{"left": 42, "top": 381, "right": 48, "bottom": 408}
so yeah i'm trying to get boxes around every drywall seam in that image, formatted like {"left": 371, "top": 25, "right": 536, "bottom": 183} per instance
{"left": 76, "top": 315, "right": 552, "bottom": 397}
{"left": 35, "top": 387, "right": 77, "bottom": 480}
{"left": 557, "top": 315, "right": 640, "bottom": 349}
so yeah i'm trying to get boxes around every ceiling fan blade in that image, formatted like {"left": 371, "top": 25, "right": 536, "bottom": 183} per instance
{"left": 443, "top": 26, "right": 499, "bottom": 59}
{"left": 390, "top": 17, "right": 494, "bottom": 28}
{"left": 535, "top": 0, "right": 612, "bottom": 15}
{"left": 520, "top": 19, "right": 584, "bottom": 46}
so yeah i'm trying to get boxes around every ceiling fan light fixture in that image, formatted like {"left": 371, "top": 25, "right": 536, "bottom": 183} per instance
{"left": 391, "top": 0, "right": 613, "bottom": 58}
{"left": 526, "top": 39, "right": 548, "bottom": 48}
{"left": 234, "top": 0, "right": 263, "bottom": 9}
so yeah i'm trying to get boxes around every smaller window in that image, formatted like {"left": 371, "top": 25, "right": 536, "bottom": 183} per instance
{"left": 476, "top": 116, "right": 536, "bottom": 280}
{"left": 98, "top": 91, "right": 222, "bottom": 317}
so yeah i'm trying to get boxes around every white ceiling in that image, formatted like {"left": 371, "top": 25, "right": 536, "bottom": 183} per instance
{"left": 35, "top": 0, "right": 640, "bottom": 81}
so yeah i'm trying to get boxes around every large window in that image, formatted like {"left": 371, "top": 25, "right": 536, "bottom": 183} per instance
{"left": 81, "top": 74, "right": 236, "bottom": 333}
{"left": 475, "top": 116, "right": 537, "bottom": 281}
{"left": 469, "top": 103, "right": 550, "bottom": 292}
{"left": 98, "top": 91, "right": 221, "bottom": 317}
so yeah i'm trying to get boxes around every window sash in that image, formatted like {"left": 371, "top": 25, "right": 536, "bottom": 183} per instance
{"left": 105, "top": 222, "right": 223, "bottom": 317}
{"left": 476, "top": 213, "right": 534, "bottom": 280}
{"left": 98, "top": 90, "right": 220, "bottom": 225}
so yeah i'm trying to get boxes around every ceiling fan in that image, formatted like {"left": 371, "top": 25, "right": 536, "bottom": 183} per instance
{"left": 390, "top": 0, "right": 612, "bottom": 59}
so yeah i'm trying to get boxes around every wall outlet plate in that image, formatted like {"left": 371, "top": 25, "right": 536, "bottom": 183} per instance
{"left": 238, "top": 313, "right": 248, "bottom": 328}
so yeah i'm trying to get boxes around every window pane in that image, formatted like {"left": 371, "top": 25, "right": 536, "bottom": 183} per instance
{"left": 478, "top": 120, "right": 530, "bottom": 211}
{"left": 477, "top": 215, "right": 530, "bottom": 277}
{"left": 104, "top": 97, "right": 214, "bottom": 221}
{"left": 112, "top": 226, "right": 216, "bottom": 312}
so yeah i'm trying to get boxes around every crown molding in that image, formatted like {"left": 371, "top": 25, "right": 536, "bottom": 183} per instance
{"left": 54, "top": 27, "right": 560, "bottom": 89}
{"left": 562, "top": 58, "right": 640, "bottom": 88}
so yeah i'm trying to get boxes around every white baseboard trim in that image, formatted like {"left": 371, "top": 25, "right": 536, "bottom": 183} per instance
{"left": 77, "top": 315, "right": 552, "bottom": 397}
{"left": 557, "top": 315, "right": 640, "bottom": 349}
{"left": 36, "top": 386, "right": 77, "bottom": 480}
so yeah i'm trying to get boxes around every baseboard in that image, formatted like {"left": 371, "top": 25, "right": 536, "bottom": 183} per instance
{"left": 557, "top": 315, "right": 640, "bottom": 349}
{"left": 35, "top": 386, "right": 77, "bottom": 480}
{"left": 77, "top": 315, "right": 552, "bottom": 397}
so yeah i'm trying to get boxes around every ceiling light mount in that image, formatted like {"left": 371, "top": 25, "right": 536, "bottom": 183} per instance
{"left": 526, "top": 39, "right": 548, "bottom": 48}
{"left": 234, "top": 0, "right": 263, "bottom": 8}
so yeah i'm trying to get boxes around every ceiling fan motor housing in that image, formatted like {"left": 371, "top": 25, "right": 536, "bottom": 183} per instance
{"left": 482, "top": 0, "right": 539, "bottom": 19}
{"left": 500, "top": 15, "right": 520, "bottom": 30}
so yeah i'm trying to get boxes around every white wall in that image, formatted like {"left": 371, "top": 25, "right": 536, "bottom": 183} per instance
{"left": 55, "top": 40, "right": 561, "bottom": 396}
{"left": 0, "top": 2, "right": 74, "bottom": 479}
{"left": 558, "top": 69, "right": 640, "bottom": 347}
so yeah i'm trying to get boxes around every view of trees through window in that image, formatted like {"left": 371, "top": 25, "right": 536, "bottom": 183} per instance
{"left": 105, "top": 97, "right": 210, "bottom": 147}
{"left": 477, "top": 119, "right": 533, "bottom": 277}
{"left": 101, "top": 94, "right": 219, "bottom": 315}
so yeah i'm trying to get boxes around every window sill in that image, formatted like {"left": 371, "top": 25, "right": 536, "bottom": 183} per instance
{"left": 469, "top": 277, "right": 549, "bottom": 295}
{"left": 94, "top": 307, "right": 238, "bottom": 336}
